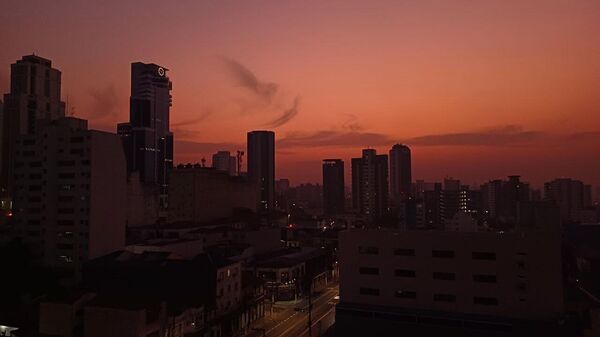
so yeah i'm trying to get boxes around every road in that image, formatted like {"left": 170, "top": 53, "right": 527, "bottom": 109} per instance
{"left": 246, "top": 283, "right": 339, "bottom": 337}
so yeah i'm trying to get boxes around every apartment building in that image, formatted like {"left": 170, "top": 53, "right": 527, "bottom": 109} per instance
{"left": 336, "top": 228, "right": 566, "bottom": 336}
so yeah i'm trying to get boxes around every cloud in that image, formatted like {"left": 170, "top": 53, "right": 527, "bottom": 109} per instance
{"left": 171, "top": 108, "right": 214, "bottom": 127}
{"left": 265, "top": 96, "right": 301, "bottom": 128}
{"left": 341, "top": 113, "right": 364, "bottom": 131}
{"left": 279, "top": 130, "right": 392, "bottom": 148}
{"left": 88, "top": 83, "right": 120, "bottom": 119}
{"left": 404, "top": 125, "right": 543, "bottom": 146}
{"left": 221, "top": 57, "right": 279, "bottom": 102}
{"left": 176, "top": 140, "right": 243, "bottom": 156}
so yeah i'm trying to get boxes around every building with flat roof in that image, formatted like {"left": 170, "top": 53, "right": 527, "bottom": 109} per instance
{"left": 336, "top": 228, "right": 565, "bottom": 336}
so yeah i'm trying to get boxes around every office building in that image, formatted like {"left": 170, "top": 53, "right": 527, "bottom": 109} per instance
{"left": 323, "top": 159, "right": 345, "bottom": 216}
{"left": 352, "top": 149, "right": 389, "bottom": 224}
{"left": 11, "top": 117, "right": 127, "bottom": 280}
{"left": 389, "top": 144, "right": 411, "bottom": 204}
{"left": 117, "top": 62, "right": 173, "bottom": 200}
{"left": 247, "top": 131, "right": 275, "bottom": 212}
{"left": 1, "top": 55, "right": 66, "bottom": 194}
{"left": 337, "top": 228, "right": 564, "bottom": 336}
{"left": 212, "top": 150, "right": 237, "bottom": 176}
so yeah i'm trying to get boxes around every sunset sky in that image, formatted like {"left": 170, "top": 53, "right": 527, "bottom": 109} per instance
{"left": 2, "top": 0, "right": 600, "bottom": 187}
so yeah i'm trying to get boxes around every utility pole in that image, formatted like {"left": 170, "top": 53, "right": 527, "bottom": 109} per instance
{"left": 307, "top": 282, "right": 313, "bottom": 337}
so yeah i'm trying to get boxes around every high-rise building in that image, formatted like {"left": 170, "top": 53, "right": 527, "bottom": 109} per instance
{"left": 212, "top": 150, "right": 237, "bottom": 176}
{"left": 481, "top": 176, "right": 530, "bottom": 223}
{"left": 352, "top": 149, "right": 389, "bottom": 224}
{"left": 544, "top": 178, "right": 589, "bottom": 222}
{"left": 389, "top": 144, "right": 411, "bottom": 204}
{"left": 11, "top": 117, "right": 127, "bottom": 280}
{"left": 323, "top": 159, "right": 345, "bottom": 216}
{"left": 117, "top": 62, "right": 173, "bottom": 200}
{"left": 1, "top": 55, "right": 66, "bottom": 195}
{"left": 247, "top": 131, "right": 275, "bottom": 212}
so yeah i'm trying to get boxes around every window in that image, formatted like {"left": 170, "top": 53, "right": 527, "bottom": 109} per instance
{"left": 358, "top": 246, "right": 379, "bottom": 255}
{"left": 433, "top": 293, "right": 456, "bottom": 303}
{"left": 359, "top": 267, "right": 379, "bottom": 275}
{"left": 472, "top": 252, "right": 496, "bottom": 260}
{"left": 394, "top": 248, "right": 415, "bottom": 256}
{"left": 432, "top": 250, "right": 455, "bottom": 258}
{"left": 359, "top": 287, "right": 379, "bottom": 296}
{"left": 473, "top": 297, "right": 498, "bottom": 306}
{"left": 395, "top": 291, "right": 416, "bottom": 299}
{"left": 395, "top": 269, "right": 416, "bottom": 278}
{"left": 433, "top": 272, "right": 455, "bottom": 280}
{"left": 473, "top": 274, "right": 497, "bottom": 283}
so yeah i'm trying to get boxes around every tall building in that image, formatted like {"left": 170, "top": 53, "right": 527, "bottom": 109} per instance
{"left": 1, "top": 55, "right": 65, "bottom": 195}
{"left": 389, "top": 144, "right": 411, "bottom": 204}
{"left": 481, "top": 176, "right": 530, "bottom": 223}
{"left": 544, "top": 178, "right": 589, "bottom": 222}
{"left": 247, "top": 131, "right": 275, "bottom": 212}
{"left": 117, "top": 62, "right": 173, "bottom": 200}
{"left": 11, "top": 117, "right": 127, "bottom": 280}
{"left": 337, "top": 228, "right": 564, "bottom": 337}
{"left": 212, "top": 150, "right": 237, "bottom": 176}
{"left": 352, "top": 149, "right": 389, "bottom": 224}
{"left": 323, "top": 159, "right": 345, "bottom": 216}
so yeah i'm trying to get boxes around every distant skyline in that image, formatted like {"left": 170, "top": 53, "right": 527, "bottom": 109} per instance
{"left": 2, "top": 0, "right": 600, "bottom": 186}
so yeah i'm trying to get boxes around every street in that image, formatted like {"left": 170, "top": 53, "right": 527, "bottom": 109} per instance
{"left": 246, "top": 283, "right": 339, "bottom": 337}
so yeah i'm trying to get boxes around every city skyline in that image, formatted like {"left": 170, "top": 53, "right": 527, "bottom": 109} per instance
{"left": 2, "top": 1, "right": 600, "bottom": 187}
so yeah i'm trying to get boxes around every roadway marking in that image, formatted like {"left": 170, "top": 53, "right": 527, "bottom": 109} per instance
{"left": 298, "top": 306, "right": 336, "bottom": 337}
{"left": 275, "top": 295, "right": 337, "bottom": 337}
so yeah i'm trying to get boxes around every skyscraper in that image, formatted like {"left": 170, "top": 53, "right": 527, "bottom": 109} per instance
{"left": 322, "top": 159, "right": 345, "bottom": 216}
{"left": 247, "top": 131, "right": 275, "bottom": 212}
{"left": 117, "top": 62, "right": 173, "bottom": 200}
{"left": 212, "top": 150, "right": 237, "bottom": 176}
{"left": 1, "top": 55, "right": 65, "bottom": 194}
{"left": 352, "top": 149, "right": 389, "bottom": 224}
{"left": 388, "top": 144, "right": 411, "bottom": 204}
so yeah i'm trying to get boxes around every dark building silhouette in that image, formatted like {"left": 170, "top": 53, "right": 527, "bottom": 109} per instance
{"left": 352, "top": 149, "right": 389, "bottom": 224}
{"left": 1, "top": 55, "right": 65, "bottom": 195}
{"left": 322, "top": 159, "right": 345, "bottom": 216}
{"left": 481, "top": 176, "right": 530, "bottom": 225}
{"left": 544, "top": 178, "right": 591, "bottom": 222}
{"left": 212, "top": 150, "right": 237, "bottom": 176}
{"left": 117, "top": 62, "right": 173, "bottom": 204}
{"left": 11, "top": 117, "right": 126, "bottom": 281}
{"left": 247, "top": 130, "right": 275, "bottom": 212}
{"left": 389, "top": 144, "right": 411, "bottom": 204}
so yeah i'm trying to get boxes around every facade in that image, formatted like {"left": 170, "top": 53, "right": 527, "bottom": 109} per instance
{"left": 212, "top": 150, "right": 237, "bottom": 176}
{"left": 322, "top": 159, "right": 345, "bottom": 216}
{"left": 117, "top": 62, "right": 173, "bottom": 203}
{"left": 168, "top": 165, "right": 257, "bottom": 223}
{"left": 481, "top": 176, "right": 530, "bottom": 223}
{"left": 337, "top": 228, "right": 565, "bottom": 336}
{"left": 11, "top": 117, "right": 127, "bottom": 279}
{"left": 352, "top": 149, "right": 389, "bottom": 224}
{"left": 389, "top": 144, "right": 411, "bottom": 204}
{"left": 247, "top": 131, "right": 275, "bottom": 212}
{"left": 544, "top": 178, "right": 590, "bottom": 222}
{"left": 1, "top": 55, "right": 65, "bottom": 195}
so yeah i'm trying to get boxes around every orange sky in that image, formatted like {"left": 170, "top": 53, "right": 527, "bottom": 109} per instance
{"left": 1, "top": 0, "right": 600, "bottom": 187}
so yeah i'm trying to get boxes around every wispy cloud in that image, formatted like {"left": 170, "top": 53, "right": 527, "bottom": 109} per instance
{"left": 171, "top": 108, "right": 214, "bottom": 127}
{"left": 279, "top": 130, "right": 392, "bottom": 148}
{"left": 88, "top": 83, "right": 121, "bottom": 119}
{"left": 221, "top": 57, "right": 279, "bottom": 103}
{"left": 221, "top": 56, "right": 300, "bottom": 127}
{"left": 404, "top": 125, "right": 543, "bottom": 146}
{"left": 265, "top": 96, "right": 301, "bottom": 128}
